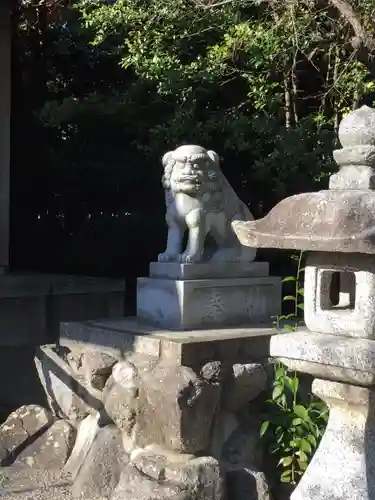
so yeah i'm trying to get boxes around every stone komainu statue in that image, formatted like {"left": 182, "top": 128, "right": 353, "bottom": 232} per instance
{"left": 158, "top": 145, "right": 257, "bottom": 264}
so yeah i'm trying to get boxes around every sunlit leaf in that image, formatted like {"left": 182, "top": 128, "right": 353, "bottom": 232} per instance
{"left": 294, "top": 405, "right": 309, "bottom": 420}
{"left": 272, "top": 385, "right": 284, "bottom": 400}
{"left": 281, "top": 276, "right": 296, "bottom": 283}
{"left": 260, "top": 420, "right": 270, "bottom": 437}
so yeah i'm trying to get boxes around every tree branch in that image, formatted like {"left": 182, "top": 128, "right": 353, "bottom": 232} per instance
{"left": 328, "top": 0, "right": 375, "bottom": 52}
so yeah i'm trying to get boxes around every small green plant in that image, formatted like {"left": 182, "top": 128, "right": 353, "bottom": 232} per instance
{"left": 272, "top": 250, "right": 305, "bottom": 332}
{"left": 263, "top": 250, "right": 329, "bottom": 485}
{"left": 260, "top": 363, "right": 329, "bottom": 485}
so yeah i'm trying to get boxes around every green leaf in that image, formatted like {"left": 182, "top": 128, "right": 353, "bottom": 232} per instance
{"left": 307, "top": 434, "right": 317, "bottom": 448}
{"left": 298, "top": 459, "right": 308, "bottom": 471}
{"left": 279, "top": 456, "right": 293, "bottom": 467}
{"left": 280, "top": 470, "right": 292, "bottom": 483}
{"left": 291, "top": 376, "right": 299, "bottom": 393}
{"left": 283, "top": 295, "right": 296, "bottom": 301}
{"left": 284, "top": 323, "right": 297, "bottom": 332}
{"left": 281, "top": 276, "right": 296, "bottom": 283}
{"left": 277, "top": 431, "right": 285, "bottom": 443}
{"left": 260, "top": 420, "right": 270, "bottom": 437}
{"left": 272, "top": 385, "right": 284, "bottom": 400}
{"left": 285, "top": 313, "right": 297, "bottom": 320}
{"left": 275, "top": 366, "right": 285, "bottom": 380}
{"left": 297, "top": 450, "right": 308, "bottom": 462}
{"left": 301, "top": 438, "right": 312, "bottom": 453}
{"left": 292, "top": 418, "right": 302, "bottom": 426}
{"left": 280, "top": 394, "right": 287, "bottom": 407}
{"left": 297, "top": 288, "right": 304, "bottom": 295}
{"left": 297, "top": 303, "right": 305, "bottom": 311}
{"left": 294, "top": 405, "right": 309, "bottom": 420}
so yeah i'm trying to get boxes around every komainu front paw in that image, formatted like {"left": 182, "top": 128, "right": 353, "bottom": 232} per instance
{"left": 158, "top": 252, "right": 178, "bottom": 262}
{"left": 178, "top": 251, "right": 203, "bottom": 263}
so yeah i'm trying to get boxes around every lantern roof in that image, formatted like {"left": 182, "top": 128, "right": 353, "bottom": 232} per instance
{"left": 233, "top": 106, "right": 375, "bottom": 254}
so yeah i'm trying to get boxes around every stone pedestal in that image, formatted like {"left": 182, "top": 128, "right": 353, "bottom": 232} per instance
{"left": 137, "top": 262, "right": 281, "bottom": 330}
{"left": 55, "top": 318, "right": 275, "bottom": 500}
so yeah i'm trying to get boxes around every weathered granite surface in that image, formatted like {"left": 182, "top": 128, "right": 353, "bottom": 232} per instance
{"left": 112, "top": 445, "right": 226, "bottom": 500}
{"left": 60, "top": 318, "right": 275, "bottom": 367}
{"left": 233, "top": 189, "right": 375, "bottom": 253}
{"left": 56, "top": 316, "right": 276, "bottom": 500}
{"left": 250, "top": 106, "right": 375, "bottom": 500}
{"left": 271, "top": 328, "right": 375, "bottom": 385}
{"left": 71, "top": 424, "right": 128, "bottom": 499}
{"left": 158, "top": 144, "right": 256, "bottom": 264}
{"left": 15, "top": 420, "right": 76, "bottom": 470}
{"left": 149, "top": 261, "right": 269, "bottom": 279}
{"left": 292, "top": 379, "right": 375, "bottom": 500}
{"left": 35, "top": 346, "right": 104, "bottom": 426}
{"left": 0, "top": 405, "right": 54, "bottom": 466}
{"left": 304, "top": 251, "right": 375, "bottom": 339}
{"left": 137, "top": 275, "right": 281, "bottom": 330}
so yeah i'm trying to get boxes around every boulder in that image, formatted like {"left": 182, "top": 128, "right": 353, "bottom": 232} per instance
{"left": 0, "top": 405, "right": 53, "bottom": 466}
{"left": 103, "top": 355, "right": 220, "bottom": 454}
{"left": 64, "top": 413, "right": 101, "bottom": 479}
{"left": 82, "top": 350, "right": 118, "bottom": 391}
{"left": 102, "top": 356, "right": 152, "bottom": 436}
{"left": 210, "top": 409, "right": 239, "bottom": 460}
{"left": 35, "top": 346, "right": 103, "bottom": 426}
{"left": 222, "top": 363, "right": 267, "bottom": 413}
{"left": 67, "top": 348, "right": 118, "bottom": 391}
{"left": 111, "top": 445, "right": 225, "bottom": 500}
{"left": 226, "top": 464, "right": 273, "bottom": 500}
{"left": 72, "top": 424, "right": 129, "bottom": 498}
{"left": 15, "top": 419, "right": 76, "bottom": 469}
{"left": 134, "top": 362, "right": 221, "bottom": 453}
{"left": 222, "top": 421, "right": 263, "bottom": 468}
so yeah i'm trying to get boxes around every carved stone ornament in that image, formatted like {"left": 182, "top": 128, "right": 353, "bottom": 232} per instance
{"left": 158, "top": 144, "right": 256, "bottom": 264}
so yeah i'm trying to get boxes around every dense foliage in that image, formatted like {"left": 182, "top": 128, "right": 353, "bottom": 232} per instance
{"left": 12, "top": 0, "right": 375, "bottom": 280}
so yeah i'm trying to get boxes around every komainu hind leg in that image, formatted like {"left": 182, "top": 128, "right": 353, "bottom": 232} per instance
{"left": 210, "top": 247, "right": 241, "bottom": 263}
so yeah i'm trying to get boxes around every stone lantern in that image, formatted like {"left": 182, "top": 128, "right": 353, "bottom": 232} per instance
{"left": 233, "top": 105, "right": 375, "bottom": 500}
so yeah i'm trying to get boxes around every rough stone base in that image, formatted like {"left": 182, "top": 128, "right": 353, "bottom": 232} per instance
{"left": 60, "top": 317, "right": 274, "bottom": 369}
{"left": 111, "top": 445, "right": 225, "bottom": 500}
{"left": 137, "top": 276, "right": 281, "bottom": 330}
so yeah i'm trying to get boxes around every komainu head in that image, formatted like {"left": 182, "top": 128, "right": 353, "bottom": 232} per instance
{"left": 161, "top": 145, "right": 220, "bottom": 195}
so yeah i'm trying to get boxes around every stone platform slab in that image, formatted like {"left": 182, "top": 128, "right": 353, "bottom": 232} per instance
{"left": 271, "top": 328, "right": 375, "bottom": 386}
{"left": 137, "top": 276, "right": 281, "bottom": 330}
{"left": 60, "top": 317, "right": 276, "bottom": 369}
{"left": 149, "top": 261, "right": 269, "bottom": 280}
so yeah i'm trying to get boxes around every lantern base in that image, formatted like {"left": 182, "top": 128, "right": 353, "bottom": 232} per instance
{"left": 292, "top": 379, "right": 375, "bottom": 500}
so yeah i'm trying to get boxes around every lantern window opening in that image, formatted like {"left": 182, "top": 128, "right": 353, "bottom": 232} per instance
{"left": 320, "top": 270, "right": 356, "bottom": 311}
